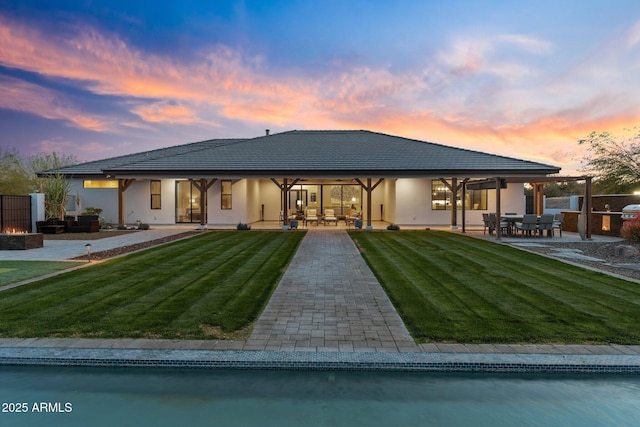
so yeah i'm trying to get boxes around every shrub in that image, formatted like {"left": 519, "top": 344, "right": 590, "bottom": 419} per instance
{"left": 386, "top": 224, "right": 400, "bottom": 231}
{"left": 82, "top": 207, "right": 103, "bottom": 216}
{"left": 621, "top": 216, "right": 640, "bottom": 242}
{"left": 117, "top": 224, "right": 127, "bottom": 230}
{"left": 236, "top": 222, "right": 251, "bottom": 230}
{"left": 138, "top": 223, "right": 150, "bottom": 230}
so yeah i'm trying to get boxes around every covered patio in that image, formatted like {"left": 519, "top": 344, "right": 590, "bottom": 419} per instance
{"left": 42, "top": 130, "right": 561, "bottom": 229}
{"left": 465, "top": 175, "right": 594, "bottom": 240}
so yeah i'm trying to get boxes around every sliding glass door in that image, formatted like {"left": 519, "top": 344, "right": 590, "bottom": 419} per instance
{"left": 176, "top": 181, "right": 205, "bottom": 223}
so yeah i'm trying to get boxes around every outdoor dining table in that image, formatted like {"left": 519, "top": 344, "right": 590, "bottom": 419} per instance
{"left": 500, "top": 214, "right": 552, "bottom": 237}
{"left": 500, "top": 215, "right": 523, "bottom": 235}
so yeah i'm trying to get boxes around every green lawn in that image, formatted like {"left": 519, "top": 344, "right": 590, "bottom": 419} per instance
{"left": 0, "top": 231, "right": 304, "bottom": 340}
{"left": 350, "top": 230, "right": 640, "bottom": 344}
{"left": 0, "top": 261, "right": 82, "bottom": 286}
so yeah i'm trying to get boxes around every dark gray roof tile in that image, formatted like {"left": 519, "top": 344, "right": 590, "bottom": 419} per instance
{"left": 51, "top": 130, "right": 560, "bottom": 178}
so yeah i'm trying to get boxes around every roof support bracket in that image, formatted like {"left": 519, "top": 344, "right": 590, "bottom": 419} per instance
{"left": 355, "top": 178, "right": 384, "bottom": 228}
{"left": 271, "top": 178, "right": 301, "bottom": 226}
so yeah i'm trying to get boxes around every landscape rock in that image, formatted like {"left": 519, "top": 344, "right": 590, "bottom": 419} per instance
{"left": 615, "top": 245, "right": 640, "bottom": 258}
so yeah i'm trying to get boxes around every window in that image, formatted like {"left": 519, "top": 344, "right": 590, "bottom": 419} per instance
{"left": 431, "top": 180, "right": 487, "bottom": 210}
{"left": 150, "top": 180, "right": 161, "bottom": 209}
{"left": 84, "top": 180, "right": 118, "bottom": 189}
{"left": 221, "top": 180, "right": 232, "bottom": 210}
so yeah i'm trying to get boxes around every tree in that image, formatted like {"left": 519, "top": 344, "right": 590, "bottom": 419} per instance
{"left": 30, "top": 153, "right": 78, "bottom": 219}
{"left": 0, "top": 149, "right": 78, "bottom": 218}
{"left": 579, "top": 128, "right": 640, "bottom": 194}
{"left": 0, "top": 148, "right": 34, "bottom": 195}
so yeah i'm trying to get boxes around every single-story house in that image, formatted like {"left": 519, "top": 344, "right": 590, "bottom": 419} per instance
{"left": 43, "top": 130, "right": 561, "bottom": 229}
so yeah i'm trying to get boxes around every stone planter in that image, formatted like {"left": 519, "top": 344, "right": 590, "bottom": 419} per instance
{"left": 0, "top": 233, "right": 44, "bottom": 250}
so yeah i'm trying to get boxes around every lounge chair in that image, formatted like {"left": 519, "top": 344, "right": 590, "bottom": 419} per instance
{"left": 324, "top": 209, "right": 338, "bottom": 226}
{"left": 306, "top": 209, "right": 319, "bottom": 226}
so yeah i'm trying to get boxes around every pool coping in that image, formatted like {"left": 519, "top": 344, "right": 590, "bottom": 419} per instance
{"left": 2, "top": 347, "right": 640, "bottom": 374}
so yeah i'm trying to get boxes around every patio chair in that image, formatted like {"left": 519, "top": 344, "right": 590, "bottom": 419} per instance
{"left": 553, "top": 213, "right": 564, "bottom": 237}
{"left": 324, "top": 209, "right": 338, "bottom": 226}
{"left": 306, "top": 209, "right": 319, "bottom": 226}
{"left": 489, "top": 213, "right": 510, "bottom": 236}
{"left": 514, "top": 214, "right": 538, "bottom": 237}
{"left": 537, "top": 214, "right": 555, "bottom": 237}
{"left": 482, "top": 213, "right": 493, "bottom": 235}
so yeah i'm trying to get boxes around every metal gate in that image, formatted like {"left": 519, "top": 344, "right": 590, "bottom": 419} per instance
{"left": 0, "top": 195, "right": 32, "bottom": 232}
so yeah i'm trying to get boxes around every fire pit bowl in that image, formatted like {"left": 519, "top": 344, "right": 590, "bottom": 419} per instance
{"left": 0, "top": 230, "right": 44, "bottom": 250}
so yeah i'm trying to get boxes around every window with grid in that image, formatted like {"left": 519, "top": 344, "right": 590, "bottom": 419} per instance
{"left": 431, "top": 180, "right": 487, "bottom": 210}
{"left": 221, "top": 180, "right": 232, "bottom": 210}
{"left": 151, "top": 180, "right": 161, "bottom": 209}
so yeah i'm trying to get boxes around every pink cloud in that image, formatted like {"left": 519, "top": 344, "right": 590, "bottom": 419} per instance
{"left": 131, "top": 102, "right": 201, "bottom": 124}
{"left": 0, "top": 75, "right": 110, "bottom": 131}
{"left": 1, "top": 13, "right": 640, "bottom": 177}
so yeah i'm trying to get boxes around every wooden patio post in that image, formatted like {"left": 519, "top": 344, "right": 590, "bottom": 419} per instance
{"left": 450, "top": 177, "right": 458, "bottom": 229}
{"left": 117, "top": 179, "right": 135, "bottom": 226}
{"left": 461, "top": 179, "right": 466, "bottom": 233}
{"left": 495, "top": 177, "right": 502, "bottom": 239}
{"left": 585, "top": 176, "right": 592, "bottom": 239}
{"left": 366, "top": 178, "right": 372, "bottom": 229}
{"left": 199, "top": 178, "right": 207, "bottom": 227}
{"left": 354, "top": 178, "right": 384, "bottom": 230}
{"left": 283, "top": 178, "right": 289, "bottom": 227}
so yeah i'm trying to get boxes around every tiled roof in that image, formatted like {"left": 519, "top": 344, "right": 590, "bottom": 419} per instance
{"left": 50, "top": 130, "right": 560, "bottom": 178}
{"left": 39, "top": 138, "right": 245, "bottom": 176}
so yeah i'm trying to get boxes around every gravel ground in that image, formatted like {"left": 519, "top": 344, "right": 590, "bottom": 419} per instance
{"left": 513, "top": 240, "right": 640, "bottom": 281}
{"left": 43, "top": 230, "right": 137, "bottom": 240}
{"left": 67, "top": 231, "right": 201, "bottom": 261}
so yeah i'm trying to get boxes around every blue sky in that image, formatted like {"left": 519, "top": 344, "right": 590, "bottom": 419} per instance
{"left": 1, "top": 0, "right": 640, "bottom": 173}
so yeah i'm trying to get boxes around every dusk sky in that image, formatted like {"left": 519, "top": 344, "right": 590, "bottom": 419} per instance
{"left": 1, "top": 1, "right": 640, "bottom": 174}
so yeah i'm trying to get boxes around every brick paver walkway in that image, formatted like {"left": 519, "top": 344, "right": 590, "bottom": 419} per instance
{"left": 245, "top": 229, "right": 419, "bottom": 352}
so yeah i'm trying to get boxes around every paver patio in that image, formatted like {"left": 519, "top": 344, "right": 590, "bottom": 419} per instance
{"left": 245, "top": 228, "right": 420, "bottom": 352}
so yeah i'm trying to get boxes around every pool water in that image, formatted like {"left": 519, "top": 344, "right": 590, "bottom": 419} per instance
{"left": 1, "top": 367, "right": 640, "bottom": 426}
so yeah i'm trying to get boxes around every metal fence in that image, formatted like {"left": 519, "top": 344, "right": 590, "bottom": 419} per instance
{"left": 0, "top": 195, "right": 32, "bottom": 233}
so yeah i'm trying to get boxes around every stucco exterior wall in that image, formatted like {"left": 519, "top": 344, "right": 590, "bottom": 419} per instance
{"left": 258, "top": 179, "right": 282, "bottom": 222}
{"left": 124, "top": 179, "right": 175, "bottom": 225}
{"left": 207, "top": 179, "right": 245, "bottom": 225}
{"left": 381, "top": 179, "right": 396, "bottom": 223}
{"left": 69, "top": 177, "right": 527, "bottom": 227}
{"left": 395, "top": 178, "right": 432, "bottom": 225}
{"left": 395, "top": 178, "right": 526, "bottom": 226}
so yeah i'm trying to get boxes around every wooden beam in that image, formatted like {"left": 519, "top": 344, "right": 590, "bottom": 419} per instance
{"left": 366, "top": 178, "right": 372, "bottom": 228}
{"left": 199, "top": 178, "right": 206, "bottom": 226}
{"left": 439, "top": 178, "right": 465, "bottom": 229}
{"left": 118, "top": 179, "right": 135, "bottom": 225}
{"left": 271, "top": 178, "right": 301, "bottom": 227}
{"left": 585, "top": 176, "right": 592, "bottom": 239}
{"left": 189, "top": 179, "right": 216, "bottom": 227}
{"left": 283, "top": 178, "right": 289, "bottom": 226}
{"left": 451, "top": 177, "right": 458, "bottom": 228}
{"left": 461, "top": 178, "right": 469, "bottom": 233}
{"left": 495, "top": 177, "right": 502, "bottom": 239}
{"left": 354, "top": 178, "right": 384, "bottom": 229}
